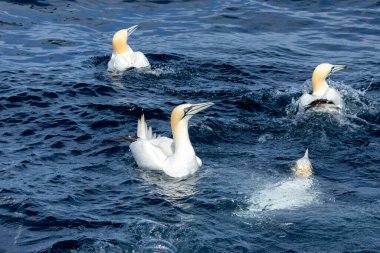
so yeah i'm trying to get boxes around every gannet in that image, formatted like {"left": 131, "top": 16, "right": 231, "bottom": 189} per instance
{"left": 107, "top": 25, "right": 150, "bottom": 72}
{"left": 129, "top": 102, "right": 214, "bottom": 178}
{"left": 298, "top": 63, "right": 347, "bottom": 112}
{"left": 292, "top": 149, "right": 313, "bottom": 177}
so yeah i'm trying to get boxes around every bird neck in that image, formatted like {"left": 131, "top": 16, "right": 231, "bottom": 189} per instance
{"left": 311, "top": 75, "right": 329, "bottom": 97}
{"left": 113, "top": 39, "right": 133, "bottom": 55}
{"left": 172, "top": 120, "right": 195, "bottom": 155}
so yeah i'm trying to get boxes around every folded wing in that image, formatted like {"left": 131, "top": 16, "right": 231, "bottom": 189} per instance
{"left": 304, "top": 99, "right": 339, "bottom": 111}
{"left": 130, "top": 115, "right": 175, "bottom": 170}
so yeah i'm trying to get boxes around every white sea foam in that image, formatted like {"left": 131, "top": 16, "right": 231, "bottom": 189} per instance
{"left": 139, "top": 66, "right": 177, "bottom": 77}
{"left": 248, "top": 177, "right": 318, "bottom": 212}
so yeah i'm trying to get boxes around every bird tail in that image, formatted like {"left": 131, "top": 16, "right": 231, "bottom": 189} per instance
{"left": 137, "top": 114, "right": 159, "bottom": 140}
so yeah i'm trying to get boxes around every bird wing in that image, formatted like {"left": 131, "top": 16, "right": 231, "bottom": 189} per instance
{"left": 107, "top": 53, "right": 133, "bottom": 72}
{"left": 137, "top": 114, "right": 174, "bottom": 155}
{"left": 137, "top": 114, "right": 160, "bottom": 140}
{"left": 130, "top": 115, "right": 175, "bottom": 170}
{"left": 324, "top": 87, "right": 343, "bottom": 108}
{"left": 130, "top": 139, "right": 167, "bottom": 170}
{"left": 299, "top": 90, "right": 342, "bottom": 112}
{"left": 304, "top": 99, "right": 337, "bottom": 111}
{"left": 133, "top": 51, "right": 150, "bottom": 68}
{"left": 150, "top": 137, "right": 175, "bottom": 157}
{"left": 108, "top": 53, "right": 138, "bottom": 72}
{"left": 196, "top": 156, "right": 202, "bottom": 167}
{"left": 298, "top": 93, "right": 315, "bottom": 111}
{"left": 108, "top": 51, "right": 150, "bottom": 72}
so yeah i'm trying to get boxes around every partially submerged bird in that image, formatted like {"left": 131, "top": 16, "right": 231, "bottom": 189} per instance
{"left": 292, "top": 149, "right": 313, "bottom": 178}
{"left": 298, "top": 63, "right": 347, "bottom": 112}
{"left": 248, "top": 149, "right": 315, "bottom": 212}
{"left": 107, "top": 25, "right": 150, "bottom": 72}
{"left": 129, "top": 102, "right": 214, "bottom": 178}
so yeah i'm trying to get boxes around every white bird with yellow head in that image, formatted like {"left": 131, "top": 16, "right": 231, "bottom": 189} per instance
{"left": 298, "top": 63, "right": 347, "bottom": 112}
{"left": 107, "top": 25, "right": 150, "bottom": 72}
{"left": 129, "top": 102, "right": 214, "bottom": 178}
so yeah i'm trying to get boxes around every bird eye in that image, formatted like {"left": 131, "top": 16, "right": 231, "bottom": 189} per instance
{"left": 184, "top": 106, "right": 192, "bottom": 114}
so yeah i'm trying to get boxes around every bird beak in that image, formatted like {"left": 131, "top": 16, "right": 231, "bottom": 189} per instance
{"left": 331, "top": 64, "right": 347, "bottom": 73}
{"left": 304, "top": 148, "right": 309, "bottom": 158}
{"left": 185, "top": 102, "right": 214, "bottom": 116}
{"left": 126, "top": 25, "right": 139, "bottom": 37}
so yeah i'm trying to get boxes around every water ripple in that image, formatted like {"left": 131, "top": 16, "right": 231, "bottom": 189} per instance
{"left": 0, "top": 0, "right": 379, "bottom": 252}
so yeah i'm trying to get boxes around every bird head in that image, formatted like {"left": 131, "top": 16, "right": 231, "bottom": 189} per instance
{"left": 293, "top": 149, "right": 313, "bottom": 178}
{"left": 311, "top": 63, "right": 347, "bottom": 94}
{"left": 112, "top": 25, "right": 139, "bottom": 54}
{"left": 171, "top": 102, "right": 214, "bottom": 137}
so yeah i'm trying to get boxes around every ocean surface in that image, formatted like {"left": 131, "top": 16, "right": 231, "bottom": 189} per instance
{"left": 0, "top": 0, "right": 379, "bottom": 252}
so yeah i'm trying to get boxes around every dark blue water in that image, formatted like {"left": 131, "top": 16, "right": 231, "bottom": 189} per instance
{"left": 1, "top": 0, "right": 379, "bottom": 252}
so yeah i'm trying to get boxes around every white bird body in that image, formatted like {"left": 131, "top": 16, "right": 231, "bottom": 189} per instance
{"left": 108, "top": 51, "right": 150, "bottom": 71}
{"left": 298, "top": 63, "right": 346, "bottom": 112}
{"left": 130, "top": 103, "right": 213, "bottom": 178}
{"left": 248, "top": 149, "right": 315, "bottom": 212}
{"left": 107, "top": 25, "right": 150, "bottom": 73}
{"left": 292, "top": 149, "right": 313, "bottom": 178}
{"left": 298, "top": 87, "right": 343, "bottom": 112}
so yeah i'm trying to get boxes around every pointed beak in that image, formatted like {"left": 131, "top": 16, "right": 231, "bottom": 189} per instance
{"left": 126, "top": 25, "right": 139, "bottom": 37}
{"left": 304, "top": 148, "right": 309, "bottom": 158}
{"left": 185, "top": 102, "right": 214, "bottom": 116}
{"left": 331, "top": 64, "right": 347, "bottom": 73}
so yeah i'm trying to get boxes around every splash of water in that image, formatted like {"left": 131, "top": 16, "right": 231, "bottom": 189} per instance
{"left": 248, "top": 177, "right": 318, "bottom": 212}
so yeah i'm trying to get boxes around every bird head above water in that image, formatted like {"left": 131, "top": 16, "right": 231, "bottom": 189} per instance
{"left": 293, "top": 149, "right": 313, "bottom": 178}
{"left": 171, "top": 102, "right": 214, "bottom": 143}
{"left": 112, "top": 25, "right": 139, "bottom": 55}
{"left": 311, "top": 63, "right": 347, "bottom": 96}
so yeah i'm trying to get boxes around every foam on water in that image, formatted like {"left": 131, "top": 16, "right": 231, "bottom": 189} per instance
{"left": 248, "top": 177, "right": 318, "bottom": 212}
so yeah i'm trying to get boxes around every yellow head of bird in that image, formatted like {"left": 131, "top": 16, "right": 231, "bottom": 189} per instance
{"left": 112, "top": 25, "right": 139, "bottom": 54}
{"left": 311, "top": 63, "right": 347, "bottom": 94}
{"left": 170, "top": 102, "right": 214, "bottom": 138}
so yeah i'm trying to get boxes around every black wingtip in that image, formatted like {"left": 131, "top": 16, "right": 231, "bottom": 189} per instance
{"left": 304, "top": 99, "right": 335, "bottom": 111}
{"left": 114, "top": 135, "right": 138, "bottom": 143}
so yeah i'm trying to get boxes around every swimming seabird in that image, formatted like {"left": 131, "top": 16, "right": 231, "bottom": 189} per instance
{"left": 107, "top": 25, "right": 150, "bottom": 72}
{"left": 129, "top": 102, "right": 214, "bottom": 178}
{"left": 292, "top": 149, "right": 313, "bottom": 177}
{"left": 298, "top": 63, "right": 347, "bottom": 112}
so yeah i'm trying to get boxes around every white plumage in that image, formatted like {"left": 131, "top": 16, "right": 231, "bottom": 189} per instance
{"left": 107, "top": 25, "right": 150, "bottom": 73}
{"left": 108, "top": 51, "right": 150, "bottom": 72}
{"left": 129, "top": 102, "right": 213, "bottom": 178}
{"left": 298, "top": 63, "right": 346, "bottom": 112}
